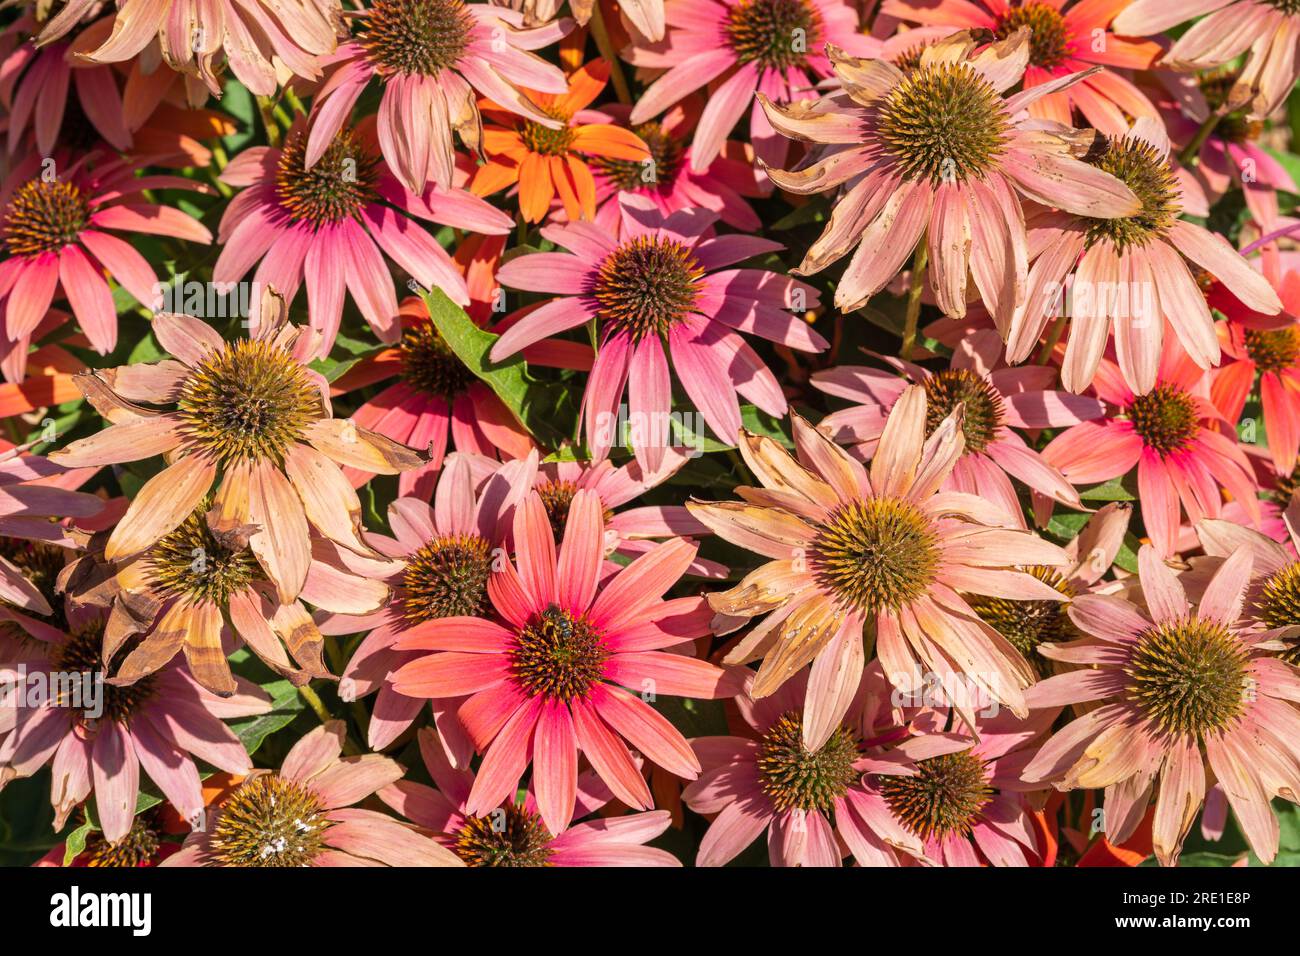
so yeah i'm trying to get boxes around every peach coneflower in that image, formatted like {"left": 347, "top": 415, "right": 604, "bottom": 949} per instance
{"left": 812, "top": 328, "right": 1101, "bottom": 525}
{"left": 306, "top": 0, "right": 570, "bottom": 193}
{"left": 163, "top": 721, "right": 464, "bottom": 866}
{"left": 36, "top": 0, "right": 343, "bottom": 97}
{"left": 1021, "top": 545, "right": 1300, "bottom": 866}
{"left": 687, "top": 387, "right": 1071, "bottom": 748}
{"left": 758, "top": 30, "right": 1140, "bottom": 325}
{"left": 881, "top": 0, "right": 1162, "bottom": 134}
{"left": 48, "top": 300, "right": 426, "bottom": 604}
{"left": 1008, "top": 118, "right": 1282, "bottom": 395}
{"left": 387, "top": 488, "right": 738, "bottom": 833}
{"left": 470, "top": 59, "right": 651, "bottom": 223}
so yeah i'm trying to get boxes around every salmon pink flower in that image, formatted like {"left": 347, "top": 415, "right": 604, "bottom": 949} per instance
{"left": 759, "top": 30, "right": 1140, "bottom": 321}
{"left": 1039, "top": 340, "right": 1261, "bottom": 558}
{"left": 388, "top": 488, "right": 738, "bottom": 833}
{"left": 48, "top": 303, "right": 427, "bottom": 604}
{"left": 163, "top": 721, "right": 464, "bottom": 866}
{"left": 470, "top": 59, "right": 652, "bottom": 223}
{"left": 0, "top": 607, "right": 273, "bottom": 844}
{"left": 330, "top": 293, "right": 538, "bottom": 500}
{"left": 491, "top": 195, "right": 824, "bottom": 471}
{"left": 812, "top": 328, "right": 1103, "bottom": 524}
{"left": 214, "top": 124, "right": 513, "bottom": 355}
{"left": 582, "top": 97, "right": 763, "bottom": 232}
{"left": 685, "top": 666, "right": 928, "bottom": 867}
{"left": 881, "top": 0, "right": 1162, "bottom": 134}
{"left": 306, "top": 0, "right": 570, "bottom": 193}
{"left": 1115, "top": 0, "right": 1300, "bottom": 119}
{"left": 625, "top": 0, "right": 878, "bottom": 172}
{"left": 0, "top": 152, "right": 212, "bottom": 356}
{"left": 687, "top": 388, "right": 1071, "bottom": 747}
{"left": 380, "top": 726, "right": 680, "bottom": 865}
{"left": 1008, "top": 118, "right": 1281, "bottom": 394}
{"left": 36, "top": 0, "right": 343, "bottom": 97}
{"left": 1021, "top": 545, "right": 1300, "bottom": 866}
{"left": 335, "top": 453, "right": 536, "bottom": 753}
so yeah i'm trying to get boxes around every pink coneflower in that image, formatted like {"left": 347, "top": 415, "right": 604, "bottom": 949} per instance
{"left": 812, "top": 328, "right": 1102, "bottom": 525}
{"left": 1021, "top": 545, "right": 1300, "bottom": 865}
{"left": 214, "top": 122, "right": 513, "bottom": 356}
{"left": 582, "top": 97, "right": 763, "bottom": 232}
{"left": 306, "top": 0, "right": 569, "bottom": 193}
{"left": 49, "top": 302, "right": 427, "bottom": 604}
{"left": 531, "top": 449, "right": 727, "bottom": 578}
{"left": 758, "top": 30, "right": 1140, "bottom": 324}
{"left": 0, "top": 14, "right": 131, "bottom": 155}
{"left": 163, "top": 721, "right": 464, "bottom": 866}
{"left": 861, "top": 702, "right": 1055, "bottom": 866}
{"left": 0, "top": 447, "right": 104, "bottom": 616}
{"left": 687, "top": 387, "right": 1071, "bottom": 746}
{"left": 1209, "top": 269, "right": 1300, "bottom": 478}
{"left": 0, "top": 151, "right": 212, "bottom": 355}
{"left": 684, "top": 666, "right": 928, "bottom": 866}
{"left": 380, "top": 726, "right": 680, "bottom": 864}
{"left": 36, "top": 0, "right": 342, "bottom": 98}
{"left": 1114, "top": 0, "right": 1300, "bottom": 119}
{"left": 625, "top": 0, "right": 878, "bottom": 172}
{"left": 1039, "top": 339, "right": 1261, "bottom": 558}
{"left": 491, "top": 194, "right": 824, "bottom": 471}
{"left": 1009, "top": 117, "right": 1283, "bottom": 394}
{"left": 882, "top": 0, "right": 1162, "bottom": 134}
{"left": 0, "top": 609, "right": 272, "bottom": 844}
{"left": 335, "top": 452, "right": 535, "bottom": 753}
{"left": 330, "top": 294, "right": 538, "bottom": 500}
{"left": 387, "top": 488, "right": 738, "bottom": 833}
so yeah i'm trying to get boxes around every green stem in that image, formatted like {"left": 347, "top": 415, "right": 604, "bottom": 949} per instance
{"left": 256, "top": 95, "right": 281, "bottom": 148}
{"left": 589, "top": 2, "right": 632, "bottom": 104}
{"left": 1178, "top": 112, "right": 1222, "bottom": 167}
{"left": 297, "top": 683, "right": 361, "bottom": 755}
{"left": 900, "top": 241, "right": 929, "bottom": 361}
{"left": 1036, "top": 314, "right": 1066, "bottom": 365}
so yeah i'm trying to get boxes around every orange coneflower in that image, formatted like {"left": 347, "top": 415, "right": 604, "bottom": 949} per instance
{"left": 470, "top": 59, "right": 652, "bottom": 223}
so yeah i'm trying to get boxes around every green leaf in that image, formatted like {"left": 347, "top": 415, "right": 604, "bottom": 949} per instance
{"left": 61, "top": 819, "right": 92, "bottom": 866}
{"left": 1175, "top": 851, "right": 1246, "bottom": 867}
{"left": 1079, "top": 474, "right": 1137, "bottom": 502}
{"left": 229, "top": 679, "right": 306, "bottom": 757}
{"left": 419, "top": 285, "right": 572, "bottom": 446}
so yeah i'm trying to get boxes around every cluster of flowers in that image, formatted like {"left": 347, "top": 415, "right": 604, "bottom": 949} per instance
{"left": 1, "top": 0, "right": 1300, "bottom": 869}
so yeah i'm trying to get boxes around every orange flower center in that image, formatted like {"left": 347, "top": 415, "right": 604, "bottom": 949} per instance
{"left": 995, "top": 2, "right": 1072, "bottom": 69}
{"left": 400, "top": 533, "right": 493, "bottom": 623}
{"left": 757, "top": 711, "right": 859, "bottom": 813}
{"left": 509, "top": 605, "right": 608, "bottom": 701}
{"left": 1125, "top": 383, "right": 1198, "bottom": 457}
{"left": 593, "top": 235, "right": 704, "bottom": 339}
{"left": 399, "top": 321, "right": 476, "bottom": 400}
{"left": 921, "top": 368, "right": 1005, "bottom": 454}
{"left": 3, "top": 178, "right": 89, "bottom": 256}
{"left": 591, "top": 121, "right": 684, "bottom": 190}
{"left": 725, "top": 0, "right": 823, "bottom": 70}
{"left": 1253, "top": 562, "right": 1300, "bottom": 665}
{"left": 1125, "top": 617, "right": 1249, "bottom": 736}
{"left": 359, "top": 0, "right": 475, "bottom": 76}
{"left": 811, "top": 497, "right": 940, "bottom": 613}
{"left": 453, "top": 804, "right": 555, "bottom": 866}
{"left": 176, "top": 339, "right": 320, "bottom": 466}
{"left": 1083, "top": 136, "right": 1179, "bottom": 250}
{"left": 536, "top": 480, "right": 614, "bottom": 539}
{"left": 967, "top": 566, "right": 1076, "bottom": 673}
{"left": 876, "top": 63, "right": 1011, "bottom": 184}
{"left": 275, "top": 131, "right": 379, "bottom": 227}
{"left": 208, "top": 774, "right": 330, "bottom": 867}
{"left": 878, "top": 750, "right": 991, "bottom": 840}
{"left": 1244, "top": 326, "right": 1300, "bottom": 374}
{"left": 79, "top": 811, "right": 164, "bottom": 866}
{"left": 54, "top": 623, "right": 157, "bottom": 723}
{"left": 146, "top": 503, "right": 260, "bottom": 605}
{"left": 519, "top": 108, "right": 576, "bottom": 156}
